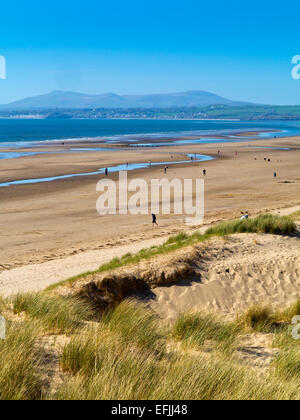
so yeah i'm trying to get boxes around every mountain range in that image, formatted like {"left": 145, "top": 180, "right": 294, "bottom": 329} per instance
{"left": 0, "top": 90, "right": 249, "bottom": 110}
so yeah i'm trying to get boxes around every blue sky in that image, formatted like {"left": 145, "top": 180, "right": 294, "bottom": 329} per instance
{"left": 0, "top": 0, "right": 299, "bottom": 104}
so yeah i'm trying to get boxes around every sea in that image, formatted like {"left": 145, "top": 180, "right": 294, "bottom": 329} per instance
{"left": 0, "top": 119, "right": 300, "bottom": 149}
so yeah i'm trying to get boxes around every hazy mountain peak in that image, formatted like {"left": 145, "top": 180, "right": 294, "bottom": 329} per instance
{"left": 0, "top": 90, "right": 241, "bottom": 110}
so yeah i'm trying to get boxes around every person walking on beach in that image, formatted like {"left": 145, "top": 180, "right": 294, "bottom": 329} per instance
{"left": 164, "top": 165, "right": 168, "bottom": 174}
{"left": 274, "top": 172, "right": 277, "bottom": 179}
{"left": 105, "top": 168, "right": 108, "bottom": 176}
{"left": 203, "top": 169, "right": 206, "bottom": 176}
{"left": 152, "top": 213, "right": 158, "bottom": 226}
{"left": 240, "top": 211, "right": 249, "bottom": 220}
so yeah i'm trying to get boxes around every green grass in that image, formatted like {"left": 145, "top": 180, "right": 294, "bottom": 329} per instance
{"left": 101, "top": 300, "right": 164, "bottom": 353}
{"left": 198, "top": 104, "right": 300, "bottom": 120}
{"left": 274, "top": 349, "right": 300, "bottom": 381}
{"left": 60, "top": 301, "right": 164, "bottom": 376}
{"left": 236, "top": 304, "right": 285, "bottom": 333}
{"left": 58, "top": 301, "right": 300, "bottom": 400}
{"left": 206, "top": 214, "right": 296, "bottom": 236}
{"left": 58, "top": 349, "right": 160, "bottom": 399}
{"left": 0, "top": 321, "right": 42, "bottom": 400}
{"left": 57, "top": 340, "right": 300, "bottom": 400}
{"left": 238, "top": 300, "right": 300, "bottom": 336}
{"left": 56, "top": 301, "right": 300, "bottom": 400}
{"left": 60, "top": 323, "right": 160, "bottom": 379}
{"left": 46, "top": 214, "right": 296, "bottom": 292}
{"left": 12, "top": 292, "right": 94, "bottom": 334}
{"left": 172, "top": 312, "right": 240, "bottom": 352}
{"left": 2, "top": 295, "right": 300, "bottom": 400}
{"left": 165, "top": 232, "right": 189, "bottom": 244}
{"left": 60, "top": 326, "right": 109, "bottom": 375}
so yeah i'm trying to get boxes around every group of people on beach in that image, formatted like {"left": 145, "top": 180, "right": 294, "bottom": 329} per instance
{"left": 103, "top": 145, "right": 280, "bottom": 230}
{"left": 263, "top": 157, "right": 278, "bottom": 178}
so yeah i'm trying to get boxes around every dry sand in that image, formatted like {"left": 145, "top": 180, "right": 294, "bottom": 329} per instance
{"left": 0, "top": 235, "right": 169, "bottom": 297}
{"left": 148, "top": 232, "right": 300, "bottom": 320}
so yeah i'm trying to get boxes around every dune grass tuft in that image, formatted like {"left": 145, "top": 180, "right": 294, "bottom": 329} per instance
{"left": 12, "top": 292, "right": 94, "bottom": 334}
{"left": 101, "top": 300, "right": 164, "bottom": 353}
{"left": 60, "top": 323, "right": 160, "bottom": 382}
{"left": 60, "top": 300, "right": 163, "bottom": 376}
{"left": 0, "top": 321, "right": 42, "bottom": 400}
{"left": 165, "top": 232, "right": 189, "bottom": 244}
{"left": 206, "top": 214, "right": 296, "bottom": 236}
{"left": 237, "top": 304, "right": 280, "bottom": 333}
{"left": 172, "top": 312, "right": 240, "bottom": 352}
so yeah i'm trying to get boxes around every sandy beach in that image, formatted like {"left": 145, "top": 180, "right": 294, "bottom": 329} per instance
{"left": 0, "top": 132, "right": 299, "bottom": 303}
{"left": 1, "top": 131, "right": 299, "bottom": 383}
{"left": 4, "top": 0, "right": 300, "bottom": 402}
{"left": 1, "top": 134, "right": 299, "bottom": 272}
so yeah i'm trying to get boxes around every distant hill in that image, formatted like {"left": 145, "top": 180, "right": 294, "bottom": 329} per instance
{"left": 0, "top": 90, "right": 249, "bottom": 110}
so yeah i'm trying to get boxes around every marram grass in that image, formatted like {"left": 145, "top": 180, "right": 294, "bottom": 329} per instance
{"left": 12, "top": 292, "right": 94, "bottom": 334}
{"left": 0, "top": 321, "right": 42, "bottom": 400}
{"left": 2, "top": 298, "right": 300, "bottom": 400}
{"left": 47, "top": 214, "right": 296, "bottom": 291}
{"left": 206, "top": 214, "right": 296, "bottom": 236}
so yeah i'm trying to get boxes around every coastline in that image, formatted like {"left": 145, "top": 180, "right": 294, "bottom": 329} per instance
{"left": 0, "top": 118, "right": 298, "bottom": 150}
{"left": 0, "top": 127, "right": 285, "bottom": 163}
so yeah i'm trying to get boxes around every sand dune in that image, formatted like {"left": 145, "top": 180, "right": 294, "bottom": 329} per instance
{"left": 0, "top": 235, "right": 169, "bottom": 297}
{"left": 149, "top": 233, "right": 300, "bottom": 320}
{"left": 0, "top": 209, "right": 299, "bottom": 317}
